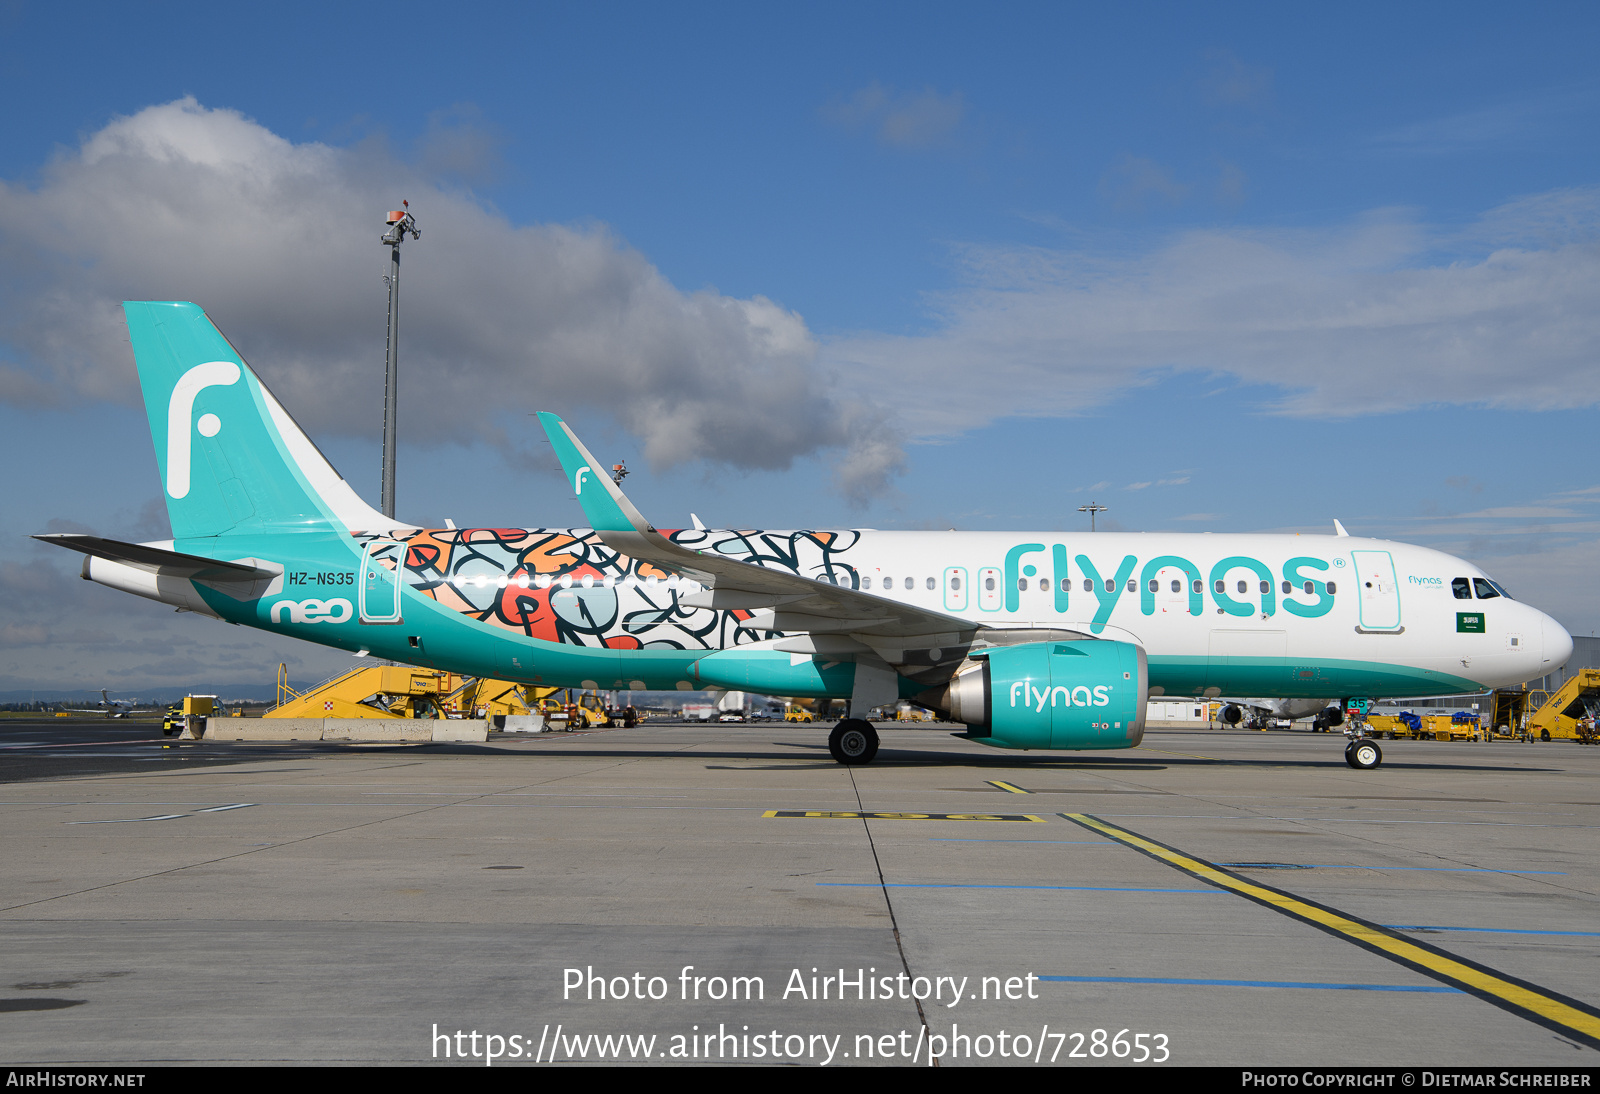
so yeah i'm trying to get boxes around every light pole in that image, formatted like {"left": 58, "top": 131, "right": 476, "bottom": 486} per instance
{"left": 380, "top": 202, "right": 420, "bottom": 519}
{"left": 1078, "top": 503, "right": 1107, "bottom": 532}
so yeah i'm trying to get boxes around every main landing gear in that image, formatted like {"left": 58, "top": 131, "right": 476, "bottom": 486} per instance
{"left": 829, "top": 719, "right": 879, "bottom": 765}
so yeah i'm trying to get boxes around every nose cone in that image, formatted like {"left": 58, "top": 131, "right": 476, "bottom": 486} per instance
{"left": 1543, "top": 613, "right": 1574, "bottom": 673}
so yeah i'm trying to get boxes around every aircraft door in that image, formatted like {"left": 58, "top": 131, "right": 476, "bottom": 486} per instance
{"left": 978, "top": 567, "right": 1002, "bottom": 612}
{"left": 1351, "top": 550, "right": 1401, "bottom": 631}
{"left": 943, "top": 567, "right": 969, "bottom": 613}
{"left": 359, "top": 539, "right": 405, "bottom": 624}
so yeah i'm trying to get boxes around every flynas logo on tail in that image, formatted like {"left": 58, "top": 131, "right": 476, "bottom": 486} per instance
{"left": 574, "top": 466, "right": 593, "bottom": 496}
{"left": 166, "top": 361, "right": 241, "bottom": 499}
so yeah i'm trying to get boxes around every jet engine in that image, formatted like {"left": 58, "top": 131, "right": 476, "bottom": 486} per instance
{"left": 942, "top": 640, "right": 1147, "bottom": 750}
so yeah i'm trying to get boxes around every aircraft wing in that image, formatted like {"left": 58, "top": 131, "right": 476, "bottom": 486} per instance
{"left": 535, "top": 413, "right": 979, "bottom": 653}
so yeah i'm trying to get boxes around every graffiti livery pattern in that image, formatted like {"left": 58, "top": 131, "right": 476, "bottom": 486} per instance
{"left": 380, "top": 527, "right": 862, "bottom": 651}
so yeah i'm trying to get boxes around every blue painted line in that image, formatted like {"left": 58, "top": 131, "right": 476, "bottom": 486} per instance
{"left": 1039, "top": 975, "right": 1461, "bottom": 994}
{"left": 1220, "top": 864, "right": 1567, "bottom": 875}
{"left": 817, "top": 883, "right": 1218, "bottom": 894}
{"left": 1386, "top": 925, "right": 1600, "bottom": 938}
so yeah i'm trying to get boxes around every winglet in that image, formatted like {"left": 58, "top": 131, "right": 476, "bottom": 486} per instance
{"left": 1333, "top": 519, "right": 1350, "bottom": 537}
{"left": 535, "top": 412, "right": 653, "bottom": 535}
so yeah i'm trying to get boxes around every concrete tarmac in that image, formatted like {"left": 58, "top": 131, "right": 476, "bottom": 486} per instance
{"left": 1, "top": 718, "right": 1597, "bottom": 1066}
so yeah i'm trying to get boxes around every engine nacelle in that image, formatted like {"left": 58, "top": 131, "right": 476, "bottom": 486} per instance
{"left": 1219, "top": 703, "right": 1244, "bottom": 726}
{"left": 946, "top": 640, "right": 1147, "bottom": 750}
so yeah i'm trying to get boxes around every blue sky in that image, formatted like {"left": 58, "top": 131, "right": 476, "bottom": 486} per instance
{"left": 2, "top": 2, "right": 1597, "bottom": 693}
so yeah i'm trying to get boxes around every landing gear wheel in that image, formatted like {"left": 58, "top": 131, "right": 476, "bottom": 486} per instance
{"left": 829, "top": 719, "right": 879, "bottom": 765}
{"left": 1345, "top": 739, "right": 1382, "bottom": 770}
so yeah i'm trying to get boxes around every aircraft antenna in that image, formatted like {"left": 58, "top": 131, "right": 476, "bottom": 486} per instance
{"left": 380, "top": 201, "right": 420, "bottom": 519}
{"left": 1078, "top": 502, "right": 1108, "bottom": 532}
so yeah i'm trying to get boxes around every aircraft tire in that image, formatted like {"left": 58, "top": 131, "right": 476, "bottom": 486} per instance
{"left": 1345, "top": 739, "right": 1382, "bottom": 770}
{"left": 829, "top": 720, "right": 879, "bottom": 765}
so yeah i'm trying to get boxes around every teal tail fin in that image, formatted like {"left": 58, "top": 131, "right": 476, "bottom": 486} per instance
{"left": 124, "top": 301, "right": 397, "bottom": 539}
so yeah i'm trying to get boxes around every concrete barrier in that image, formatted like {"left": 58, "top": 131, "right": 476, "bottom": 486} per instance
{"left": 431, "top": 720, "right": 489, "bottom": 743}
{"left": 498, "top": 714, "right": 548, "bottom": 734}
{"left": 211, "top": 719, "right": 324, "bottom": 741}
{"left": 321, "top": 719, "right": 434, "bottom": 742}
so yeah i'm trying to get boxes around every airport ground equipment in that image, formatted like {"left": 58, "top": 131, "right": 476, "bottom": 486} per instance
{"left": 1364, "top": 710, "right": 1483, "bottom": 741}
{"left": 162, "top": 695, "right": 216, "bottom": 738}
{"left": 267, "top": 664, "right": 556, "bottom": 721}
{"left": 1526, "top": 669, "right": 1600, "bottom": 743}
{"left": 1486, "top": 687, "right": 1537, "bottom": 739}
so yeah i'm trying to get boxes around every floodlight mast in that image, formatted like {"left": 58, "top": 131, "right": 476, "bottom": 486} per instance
{"left": 380, "top": 202, "right": 420, "bottom": 519}
{"left": 1078, "top": 502, "right": 1107, "bottom": 532}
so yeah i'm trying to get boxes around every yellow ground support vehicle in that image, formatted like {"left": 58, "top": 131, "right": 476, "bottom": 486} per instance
{"left": 784, "top": 708, "right": 815, "bottom": 722}
{"left": 1363, "top": 710, "right": 1481, "bottom": 741}
{"left": 266, "top": 664, "right": 557, "bottom": 720}
{"left": 1527, "top": 669, "right": 1600, "bottom": 743}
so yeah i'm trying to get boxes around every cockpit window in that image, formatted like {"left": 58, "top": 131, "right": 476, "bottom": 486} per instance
{"left": 1487, "top": 579, "right": 1513, "bottom": 600}
{"left": 1472, "top": 578, "right": 1499, "bottom": 600}
{"left": 1452, "top": 577, "right": 1472, "bottom": 600}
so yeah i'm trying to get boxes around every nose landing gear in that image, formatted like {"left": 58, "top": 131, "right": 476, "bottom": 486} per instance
{"left": 1344, "top": 735, "right": 1383, "bottom": 769}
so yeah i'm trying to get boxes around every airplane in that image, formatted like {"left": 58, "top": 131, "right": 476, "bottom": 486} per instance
{"left": 57, "top": 689, "right": 137, "bottom": 719}
{"left": 1214, "top": 697, "right": 1344, "bottom": 732}
{"left": 34, "top": 301, "right": 1574, "bottom": 770}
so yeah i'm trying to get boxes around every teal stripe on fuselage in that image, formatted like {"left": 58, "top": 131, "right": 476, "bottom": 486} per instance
{"left": 1146, "top": 656, "right": 1481, "bottom": 699}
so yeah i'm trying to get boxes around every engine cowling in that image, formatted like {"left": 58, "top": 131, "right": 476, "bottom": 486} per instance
{"left": 1219, "top": 704, "right": 1244, "bottom": 726}
{"left": 945, "top": 640, "right": 1147, "bottom": 750}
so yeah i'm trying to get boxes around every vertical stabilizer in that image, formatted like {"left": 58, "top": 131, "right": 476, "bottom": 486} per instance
{"left": 124, "top": 301, "right": 406, "bottom": 539}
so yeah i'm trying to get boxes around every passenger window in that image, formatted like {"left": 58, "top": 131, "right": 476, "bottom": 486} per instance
{"left": 1171, "top": 579, "right": 1182, "bottom": 593}
{"left": 1083, "top": 579, "right": 1093, "bottom": 592}
{"left": 1105, "top": 579, "right": 1116, "bottom": 593}
{"left": 1214, "top": 580, "right": 1224, "bottom": 594}
{"left": 1192, "top": 580, "right": 1202, "bottom": 594}
{"left": 1260, "top": 580, "right": 1269, "bottom": 594}
{"left": 1237, "top": 580, "right": 1248, "bottom": 594}
{"left": 926, "top": 577, "right": 936, "bottom": 590}
{"left": 1039, "top": 578, "right": 1050, "bottom": 591}
{"left": 1473, "top": 578, "right": 1499, "bottom": 600}
{"left": 861, "top": 576, "right": 872, "bottom": 590}
{"left": 904, "top": 577, "right": 914, "bottom": 591}
{"left": 949, "top": 576, "right": 960, "bottom": 591}
{"left": 1148, "top": 579, "right": 1159, "bottom": 593}
{"left": 1127, "top": 579, "right": 1136, "bottom": 592}
{"left": 1452, "top": 577, "right": 1471, "bottom": 599}
{"left": 1326, "top": 581, "right": 1337, "bottom": 595}
{"left": 1282, "top": 581, "right": 1292, "bottom": 594}
{"left": 1018, "top": 578, "right": 1028, "bottom": 592}
{"left": 1061, "top": 578, "right": 1071, "bottom": 592}
{"left": 1304, "top": 581, "right": 1313, "bottom": 595}
{"left": 985, "top": 577, "right": 995, "bottom": 592}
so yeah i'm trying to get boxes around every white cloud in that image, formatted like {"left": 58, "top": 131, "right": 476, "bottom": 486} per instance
{"left": 827, "top": 190, "right": 1600, "bottom": 439}
{"left": 825, "top": 82, "right": 967, "bottom": 148}
{"left": 0, "top": 98, "right": 897, "bottom": 492}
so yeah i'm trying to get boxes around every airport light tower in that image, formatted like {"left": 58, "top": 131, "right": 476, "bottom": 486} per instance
{"left": 1078, "top": 503, "right": 1107, "bottom": 532}
{"left": 380, "top": 202, "right": 420, "bottom": 519}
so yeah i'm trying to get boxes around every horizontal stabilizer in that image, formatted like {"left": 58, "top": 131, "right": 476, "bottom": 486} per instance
{"left": 34, "top": 534, "right": 269, "bottom": 579}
